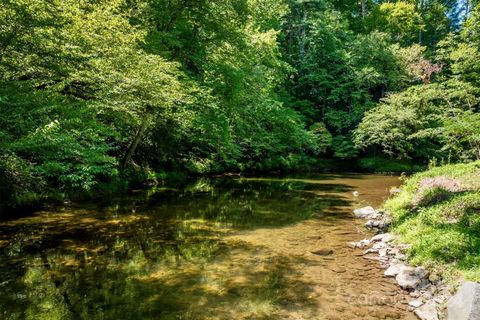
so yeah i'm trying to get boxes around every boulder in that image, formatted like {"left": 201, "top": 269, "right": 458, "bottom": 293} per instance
{"left": 396, "top": 266, "right": 429, "bottom": 290}
{"left": 447, "top": 282, "right": 480, "bottom": 320}
{"left": 414, "top": 300, "right": 439, "bottom": 320}
{"left": 353, "top": 206, "right": 377, "bottom": 219}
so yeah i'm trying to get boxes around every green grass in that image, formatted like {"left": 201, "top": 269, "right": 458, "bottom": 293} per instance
{"left": 384, "top": 161, "right": 480, "bottom": 282}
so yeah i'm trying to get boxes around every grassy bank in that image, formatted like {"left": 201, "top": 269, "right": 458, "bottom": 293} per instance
{"left": 385, "top": 161, "right": 480, "bottom": 282}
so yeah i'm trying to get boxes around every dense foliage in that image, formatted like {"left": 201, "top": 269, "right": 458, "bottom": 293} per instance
{"left": 1, "top": 0, "right": 479, "bottom": 208}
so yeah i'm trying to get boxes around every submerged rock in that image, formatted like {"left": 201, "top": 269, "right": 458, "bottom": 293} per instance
{"left": 447, "top": 281, "right": 480, "bottom": 320}
{"left": 347, "top": 241, "right": 357, "bottom": 249}
{"left": 311, "top": 248, "right": 334, "bottom": 256}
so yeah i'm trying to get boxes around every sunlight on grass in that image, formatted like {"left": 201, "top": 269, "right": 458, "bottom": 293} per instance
{"left": 385, "top": 161, "right": 480, "bottom": 282}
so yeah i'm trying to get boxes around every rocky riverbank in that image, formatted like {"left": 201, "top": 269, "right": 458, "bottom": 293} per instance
{"left": 349, "top": 205, "right": 479, "bottom": 320}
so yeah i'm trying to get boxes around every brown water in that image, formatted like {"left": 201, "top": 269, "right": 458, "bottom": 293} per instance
{"left": 0, "top": 174, "right": 416, "bottom": 320}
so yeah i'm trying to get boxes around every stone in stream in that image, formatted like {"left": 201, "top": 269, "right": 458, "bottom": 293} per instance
{"left": 447, "top": 281, "right": 480, "bottom": 320}
{"left": 347, "top": 239, "right": 370, "bottom": 249}
{"left": 329, "top": 267, "right": 347, "bottom": 273}
{"left": 347, "top": 241, "right": 357, "bottom": 249}
{"left": 310, "top": 248, "right": 334, "bottom": 256}
{"left": 353, "top": 206, "right": 377, "bottom": 219}
{"left": 409, "top": 299, "right": 423, "bottom": 308}
{"left": 356, "top": 239, "right": 371, "bottom": 248}
{"left": 384, "top": 263, "right": 407, "bottom": 277}
{"left": 365, "top": 219, "right": 382, "bottom": 228}
{"left": 414, "top": 300, "right": 439, "bottom": 320}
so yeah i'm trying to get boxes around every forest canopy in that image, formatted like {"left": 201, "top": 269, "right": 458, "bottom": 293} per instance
{"left": 1, "top": 0, "right": 479, "bottom": 208}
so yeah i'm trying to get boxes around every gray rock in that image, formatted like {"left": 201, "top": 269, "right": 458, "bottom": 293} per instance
{"left": 372, "top": 242, "right": 386, "bottom": 250}
{"left": 383, "top": 234, "right": 395, "bottom": 243}
{"left": 390, "top": 187, "right": 402, "bottom": 195}
{"left": 371, "top": 233, "right": 387, "bottom": 242}
{"left": 414, "top": 300, "right": 439, "bottom": 320}
{"left": 389, "top": 247, "right": 400, "bottom": 256}
{"left": 365, "top": 220, "right": 376, "bottom": 228}
{"left": 365, "top": 219, "right": 387, "bottom": 229}
{"left": 371, "top": 233, "right": 395, "bottom": 243}
{"left": 409, "top": 299, "right": 423, "bottom": 308}
{"left": 385, "top": 263, "right": 406, "bottom": 277}
{"left": 354, "top": 239, "right": 371, "bottom": 249}
{"left": 447, "top": 281, "right": 480, "bottom": 320}
{"left": 379, "top": 248, "right": 388, "bottom": 257}
{"left": 371, "top": 212, "right": 384, "bottom": 220}
{"left": 353, "top": 206, "right": 377, "bottom": 219}
{"left": 395, "top": 266, "right": 429, "bottom": 290}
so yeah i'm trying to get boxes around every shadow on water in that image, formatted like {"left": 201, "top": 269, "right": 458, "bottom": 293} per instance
{"left": 0, "top": 217, "right": 321, "bottom": 319}
{"left": 0, "top": 174, "right": 404, "bottom": 319}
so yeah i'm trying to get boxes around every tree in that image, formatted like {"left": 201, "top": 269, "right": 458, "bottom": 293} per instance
{"left": 369, "top": 1, "right": 425, "bottom": 45}
{"left": 355, "top": 80, "right": 479, "bottom": 160}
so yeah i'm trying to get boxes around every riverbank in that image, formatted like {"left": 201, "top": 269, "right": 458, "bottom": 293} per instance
{"left": 350, "top": 161, "right": 480, "bottom": 319}
{"left": 386, "top": 161, "right": 480, "bottom": 283}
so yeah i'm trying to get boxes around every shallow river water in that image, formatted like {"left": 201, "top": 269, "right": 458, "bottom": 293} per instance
{"left": 0, "top": 174, "right": 417, "bottom": 320}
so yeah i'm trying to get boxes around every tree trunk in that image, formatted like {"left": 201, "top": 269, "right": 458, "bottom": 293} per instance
{"left": 299, "top": 3, "right": 307, "bottom": 64}
{"left": 418, "top": 0, "right": 424, "bottom": 44}
{"left": 122, "top": 117, "right": 149, "bottom": 168}
{"left": 361, "top": 0, "right": 366, "bottom": 18}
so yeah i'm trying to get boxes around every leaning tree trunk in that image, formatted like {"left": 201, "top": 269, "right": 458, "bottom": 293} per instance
{"left": 122, "top": 116, "right": 149, "bottom": 168}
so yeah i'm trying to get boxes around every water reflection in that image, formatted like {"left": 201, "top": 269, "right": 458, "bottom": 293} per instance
{"left": 0, "top": 174, "right": 412, "bottom": 319}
